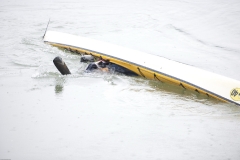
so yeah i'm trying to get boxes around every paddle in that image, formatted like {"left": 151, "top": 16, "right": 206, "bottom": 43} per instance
{"left": 53, "top": 56, "right": 71, "bottom": 75}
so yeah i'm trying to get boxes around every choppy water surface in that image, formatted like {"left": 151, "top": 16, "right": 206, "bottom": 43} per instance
{"left": 1, "top": 0, "right": 240, "bottom": 159}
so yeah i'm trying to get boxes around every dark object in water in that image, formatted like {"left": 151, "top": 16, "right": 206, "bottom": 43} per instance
{"left": 53, "top": 56, "right": 71, "bottom": 75}
{"left": 80, "top": 55, "right": 95, "bottom": 62}
{"left": 85, "top": 60, "right": 138, "bottom": 76}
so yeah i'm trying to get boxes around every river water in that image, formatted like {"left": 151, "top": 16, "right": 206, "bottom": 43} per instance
{"left": 1, "top": 0, "right": 240, "bottom": 159}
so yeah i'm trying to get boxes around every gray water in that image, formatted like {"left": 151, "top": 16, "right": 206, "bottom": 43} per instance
{"left": 1, "top": 0, "right": 240, "bottom": 159}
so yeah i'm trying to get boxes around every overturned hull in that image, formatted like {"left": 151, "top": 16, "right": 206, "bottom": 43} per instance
{"left": 44, "top": 30, "right": 240, "bottom": 106}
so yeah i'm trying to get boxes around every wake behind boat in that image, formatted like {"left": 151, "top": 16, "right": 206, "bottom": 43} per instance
{"left": 43, "top": 30, "right": 240, "bottom": 106}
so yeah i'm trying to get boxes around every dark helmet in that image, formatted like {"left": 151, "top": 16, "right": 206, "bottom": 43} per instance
{"left": 85, "top": 63, "right": 98, "bottom": 71}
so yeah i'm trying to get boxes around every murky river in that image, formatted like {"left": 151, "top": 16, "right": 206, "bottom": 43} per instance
{"left": 1, "top": 0, "right": 240, "bottom": 159}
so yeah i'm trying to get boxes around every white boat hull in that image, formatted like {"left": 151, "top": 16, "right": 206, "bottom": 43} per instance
{"left": 44, "top": 31, "right": 240, "bottom": 106}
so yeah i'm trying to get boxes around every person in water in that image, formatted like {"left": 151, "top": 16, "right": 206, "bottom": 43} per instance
{"left": 53, "top": 55, "right": 138, "bottom": 76}
{"left": 84, "top": 57, "right": 138, "bottom": 76}
{"left": 85, "top": 59, "right": 110, "bottom": 72}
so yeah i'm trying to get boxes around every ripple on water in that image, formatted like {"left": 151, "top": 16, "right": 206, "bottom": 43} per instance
{"left": 103, "top": 76, "right": 240, "bottom": 117}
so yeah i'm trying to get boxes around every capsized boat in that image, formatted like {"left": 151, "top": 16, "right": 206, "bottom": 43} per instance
{"left": 43, "top": 30, "right": 240, "bottom": 106}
